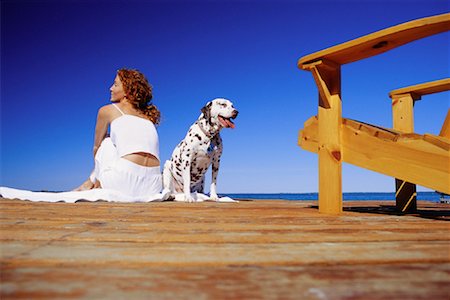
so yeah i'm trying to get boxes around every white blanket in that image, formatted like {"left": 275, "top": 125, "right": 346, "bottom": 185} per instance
{"left": 0, "top": 187, "right": 237, "bottom": 203}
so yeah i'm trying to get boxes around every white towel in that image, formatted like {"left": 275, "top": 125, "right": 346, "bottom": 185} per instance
{"left": 0, "top": 187, "right": 237, "bottom": 203}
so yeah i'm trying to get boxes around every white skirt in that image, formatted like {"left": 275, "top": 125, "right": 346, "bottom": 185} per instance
{"left": 91, "top": 138, "right": 162, "bottom": 198}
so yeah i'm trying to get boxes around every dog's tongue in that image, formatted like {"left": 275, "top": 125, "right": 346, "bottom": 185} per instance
{"left": 225, "top": 119, "right": 235, "bottom": 129}
{"left": 219, "top": 116, "right": 235, "bottom": 128}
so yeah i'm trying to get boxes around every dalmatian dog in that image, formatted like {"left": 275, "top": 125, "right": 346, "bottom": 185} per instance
{"left": 162, "top": 98, "right": 238, "bottom": 202}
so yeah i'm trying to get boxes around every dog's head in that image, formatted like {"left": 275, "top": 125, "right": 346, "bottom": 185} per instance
{"left": 201, "top": 98, "right": 238, "bottom": 129}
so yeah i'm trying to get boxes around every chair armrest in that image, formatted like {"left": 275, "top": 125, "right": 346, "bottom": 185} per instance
{"left": 298, "top": 13, "right": 450, "bottom": 69}
{"left": 389, "top": 78, "right": 450, "bottom": 99}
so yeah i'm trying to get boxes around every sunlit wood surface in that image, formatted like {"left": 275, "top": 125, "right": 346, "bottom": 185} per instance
{"left": 1, "top": 198, "right": 449, "bottom": 299}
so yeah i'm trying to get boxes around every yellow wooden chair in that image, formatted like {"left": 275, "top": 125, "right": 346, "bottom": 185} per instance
{"left": 297, "top": 13, "right": 450, "bottom": 214}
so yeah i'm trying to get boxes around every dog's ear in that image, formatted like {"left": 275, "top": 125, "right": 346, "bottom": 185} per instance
{"left": 201, "top": 102, "right": 212, "bottom": 123}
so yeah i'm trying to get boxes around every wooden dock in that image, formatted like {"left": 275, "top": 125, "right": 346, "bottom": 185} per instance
{"left": 1, "top": 198, "right": 449, "bottom": 299}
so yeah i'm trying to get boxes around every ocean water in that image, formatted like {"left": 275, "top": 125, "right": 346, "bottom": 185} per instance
{"left": 220, "top": 192, "right": 447, "bottom": 202}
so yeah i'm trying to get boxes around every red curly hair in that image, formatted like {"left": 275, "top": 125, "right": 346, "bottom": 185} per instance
{"left": 117, "top": 68, "right": 160, "bottom": 125}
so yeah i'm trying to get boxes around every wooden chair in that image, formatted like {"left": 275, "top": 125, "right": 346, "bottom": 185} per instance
{"left": 389, "top": 78, "right": 450, "bottom": 212}
{"left": 297, "top": 13, "right": 450, "bottom": 214}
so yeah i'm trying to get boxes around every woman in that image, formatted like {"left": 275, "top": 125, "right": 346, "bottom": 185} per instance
{"left": 0, "top": 68, "right": 164, "bottom": 202}
{"left": 75, "top": 68, "right": 162, "bottom": 197}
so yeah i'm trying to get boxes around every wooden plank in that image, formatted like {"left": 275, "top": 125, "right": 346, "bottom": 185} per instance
{"left": 2, "top": 263, "right": 449, "bottom": 299}
{"left": 389, "top": 78, "right": 450, "bottom": 98}
{"left": 344, "top": 118, "right": 399, "bottom": 141}
{"left": 298, "top": 116, "right": 319, "bottom": 153}
{"left": 424, "top": 133, "right": 450, "bottom": 151}
{"left": 440, "top": 109, "right": 450, "bottom": 139}
{"left": 298, "top": 13, "right": 450, "bottom": 68}
{"left": 317, "top": 64, "right": 342, "bottom": 214}
{"left": 310, "top": 66, "right": 332, "bottom": 108}
{"left": 391, "top": 93, "right": 415, "bottom": 132}
{"left": 395, "top": 178, "right": 417, "bottom": 213}
{"left": 1, "top": 199, "right": 449, "bottom": 299}
{"left": 3, "top": 240, "right": 449, "bottom": 268}
{"left": 391, "top": 93, "right": 417, "bottom": 212}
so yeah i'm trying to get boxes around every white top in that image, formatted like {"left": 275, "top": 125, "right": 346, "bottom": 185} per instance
{"left": 110, "top": 104, "right": 159, "bottom": 160}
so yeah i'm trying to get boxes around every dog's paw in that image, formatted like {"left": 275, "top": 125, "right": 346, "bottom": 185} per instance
{"left": 174, "top": 193, "right": 197, "bottom": 202}
{"left": 186, "top": 195, "right": 196, "bottom": 203}
{"left": 161, "top": 188, "right": 172, "bottom": 201}
{"left": 209, "top": 193, "right": 219, "bottom": 201}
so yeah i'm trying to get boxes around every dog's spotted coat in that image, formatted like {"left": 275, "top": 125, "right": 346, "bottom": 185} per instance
{"left": 163, "top": 98, "right": 238, "bottom": 202}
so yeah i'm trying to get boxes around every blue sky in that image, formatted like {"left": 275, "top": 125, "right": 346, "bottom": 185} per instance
{"left": 1, "top": 0, "right": 448, "bottom": 193}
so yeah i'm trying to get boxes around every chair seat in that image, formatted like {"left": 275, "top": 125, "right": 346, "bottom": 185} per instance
{"left": 299, "top": 116, "right": 450, "bottom": 194}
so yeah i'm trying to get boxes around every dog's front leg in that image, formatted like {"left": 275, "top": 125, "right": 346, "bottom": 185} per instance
{"left": 162, "top": 161, "right": 173, "bottom": 191}
{"left": 210, "top": 150, "right": 222, "bottom": 201}
{"left": 181, "top": 151, "right": 195, "bottom": 202}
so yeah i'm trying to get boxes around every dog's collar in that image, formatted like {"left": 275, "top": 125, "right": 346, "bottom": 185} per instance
{"left": 196, "top": 121, "right": 215, "bottom": 138}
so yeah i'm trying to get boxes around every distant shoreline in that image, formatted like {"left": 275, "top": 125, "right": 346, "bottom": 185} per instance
{"left": 221, "top": 192, "right": 447, "bottom": 202}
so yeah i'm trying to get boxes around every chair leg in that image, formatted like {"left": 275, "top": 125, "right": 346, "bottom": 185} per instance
{"left": 395, "top": 179, "right": 417, "bottom": 213}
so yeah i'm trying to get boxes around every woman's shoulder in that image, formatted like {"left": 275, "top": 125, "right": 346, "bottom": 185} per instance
{"left": 99, "top": 103, "right": 115, "bottom": 111}
{"left": 98, "top": 103, "right": 119, "bottom": 115}
{"left": 97, "top": 104, "right": 121, "bottom": 121}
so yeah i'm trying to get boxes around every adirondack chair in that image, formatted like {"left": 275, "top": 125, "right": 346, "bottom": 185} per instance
{"left": 297, "top": 13, "right": 450, "bottom": 214}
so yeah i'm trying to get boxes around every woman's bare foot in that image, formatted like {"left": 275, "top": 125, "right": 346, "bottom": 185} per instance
{"left": 93, "top": 180, "right": 101, "bottom": 189}
{"left": 72, "top": 178, "right": 95, "bottom": 191}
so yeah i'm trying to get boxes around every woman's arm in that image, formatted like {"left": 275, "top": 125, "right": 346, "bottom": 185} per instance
{"left": 93, "top": 105, "right": 111, "bottom": 157}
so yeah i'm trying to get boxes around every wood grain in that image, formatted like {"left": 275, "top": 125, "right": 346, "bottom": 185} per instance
{"left": 1, "top": 198, "right": 449, "bottom": 299}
